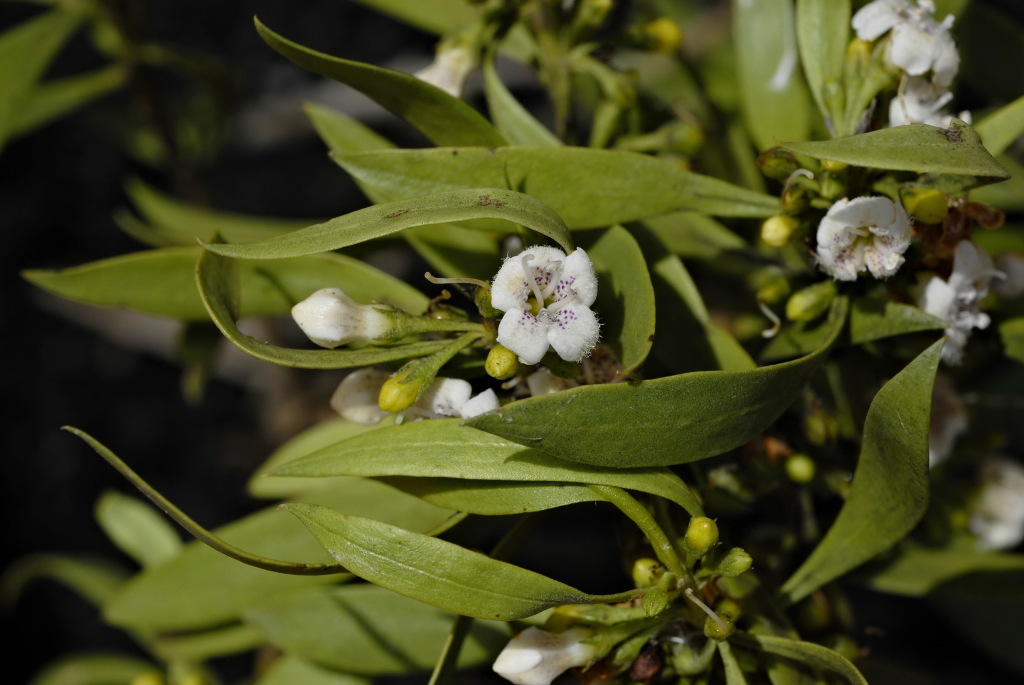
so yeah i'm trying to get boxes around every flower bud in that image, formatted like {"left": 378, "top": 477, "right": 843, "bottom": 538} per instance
{"left": 631, "top": 557, "right": 663, "bottom": 588}
{"left": 475, "top": 285, "right": 503, "bottom": 319}
{"left": 492, "top": 627, "right": 598, "bottom": 685}
{"left": 756, "top": 148, "right": 799, "bottom": 182}
{"left": 780, "top": 182, "right": 810, "bottom": 213}
{"left": 804, "top": 411, "right": 837, "bottom": 447}
{"left": 761, "top": 215, "right": 798, "bottom": 248}
{"left": 785, "top": 281, "right": 836, "bottom": 322}
{"left": 901, "top": 187, "right": 949, "bottom": 224}
{"left": 645, "top": 18, "right": 683, "bottom": 54}
{"left": 683, "top": 516, "right": 719, "bottom": 558}
{"left": 820, "top": 159, "right": 848, "bottom": 172}
{"left": 716, "top": 597, "right": 743, "bottom": 620}
{"left": 486, "top": 344, "right": 520, "bottom": 380}
{"left": 378, "top": 371, "right": 424, "bottom": 413}
{"left": 704, "top": 613, "right": 735, "bottom": 641}
{"left": 750, "top": 267, "right": 791, "bottom": 304}
{"left": 291, "top": 288, "right": 393, "bottom": 349}
{"left": 713, "top": 547, "right": 753, "bottom": 577}
{"left": 785, "top": 453, "right": 816, "bottom": 483}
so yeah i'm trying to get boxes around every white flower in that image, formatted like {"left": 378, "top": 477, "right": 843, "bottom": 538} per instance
{"left": 853, "top": 0, "right": 959, "bottom": 87}
{"left": 815, "top": 197, "right": 913, "bottom": 281}
{"left": 330, "top": 372, "right": 499, "bottom": 425}
{"left": 491, "top": 246, "right": 600, "bottom": 366}
{"left": 492, "top": 627, "right": 598, "bottom": 685}
{"left": 291, "top": 288, "right": 392, "bottom": 349}
{"left": 889, "top": 76, "right": 970, "bottom": 127}
{"left": 414, "top": 43, "right": 475, "bottom": 98}
{"left": 969, "top": 456, "right": 1024, "bottom": 551}
{"left": 928, "top": 373, "right": 967, "bottom": 467}
{"left": 915, "top": 241, "right": 998, "bottom": 363}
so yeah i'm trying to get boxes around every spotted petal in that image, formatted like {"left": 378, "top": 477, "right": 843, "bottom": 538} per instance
{"left": 557, "top": 248, "right": 598, "bottom": 307}
{"left": 497, "top": 306, "right": 552, "bottom": 365}
{"left": 546, "top": 299, "right": 600, "bottom": 363}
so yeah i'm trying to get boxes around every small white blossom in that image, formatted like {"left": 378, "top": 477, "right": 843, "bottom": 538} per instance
{"left": 460, "top": 388, "right": 500, "bottom": 418}
{"left": 915, "top": 240, "right": 998, "bottom": 363}
{"left": 330, "top": 372, "right": 498, "bottom": 425}
{"left": 526, "top": 368, "right": 579, "bottom": 397}
{"left": 969, "top": 456, "right": 1024, "bottom": 551}
{"left": 330, "top": 368, "right": 392, "bottom": 425}
{"left": 889, "top": 76, "right": 969, "bottom": 127}
{"left": 492, "top": 246, "right": 600, "bottom": 366}
{"left": 415, "top": 43, "right": 475, "bottom": 98}
{"left": 492, "top": 627, "right": 598, "bottom": 685}
{"left": 816, "top": 196, "right": 913, "bottom": 281}
{"left": 853, "top": 0, "right": 959, "bottom": 87}
{"left": 291, "top": 288, "right": 392, "bottom": 349}
{"left": 928, "top": 373, "right": 967, "bottom": 467}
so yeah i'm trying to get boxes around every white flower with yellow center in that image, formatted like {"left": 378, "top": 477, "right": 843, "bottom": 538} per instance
{"left": 815, "top": 196, "right": 913, "bottom": 281}
{"left": 853, "top": 0, "right": 959, "bottom": 87}
{"left": 492, "top": 627, "right": 598, "bottom": 685}
{"left": 491, "top": 246, "right": 600, "bottom": 366}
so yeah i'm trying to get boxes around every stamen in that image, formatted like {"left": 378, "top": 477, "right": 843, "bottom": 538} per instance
{"left": 521, "top": 254, "right": 546, "bottom": 304}
{"left": 424, "top": 272, "right": 490, "bottom": 289}
{"left": 684, "top": 587, "right": 728, "bottom": 633}
{"left": 758, "top": 301, "right": 781, "bottom": 339}
{"left": 785, "top": 168, "right": 814, "bottom": 186}
{"left": 545, "top": 293, "right": 577, "bottom": 314}
{"left": 540, "top": 261, "right": 562, "bottom": 299}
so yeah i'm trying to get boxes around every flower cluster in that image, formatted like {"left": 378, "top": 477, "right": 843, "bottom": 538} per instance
{"left": 815, "top": 196, "right": 913, "bottom": 281}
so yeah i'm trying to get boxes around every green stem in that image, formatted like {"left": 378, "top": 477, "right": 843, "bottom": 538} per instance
{"left": 427, "top": 614, "right": 474, "bottom": 685}
{"left": 64, "top": 426, "right": 349, "bottom": 576}
{"left": 587, "top": 485, "right": 685, "bottom": 578}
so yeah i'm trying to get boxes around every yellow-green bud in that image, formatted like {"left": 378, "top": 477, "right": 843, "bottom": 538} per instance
{"left": 716, "top": 598, "right": 743, "bottom": 620}
{"left": 485, "top": 344, "right": 519, "bottom": 380}
{"left": 683, "top": 516, "right": 719, "bottom": 558}
{"left": 902, "top": 187, "right": 948, "bottom": 224}
{"left": 785, "top": 453, "right": 816, "bottom": 483}
{"left": 378, "top": 371, "right": 423, "bottom": 413}
{"left": 819, "top": 173, "right": 845, "bottom": 200}
{"left": 761, "top": 215, "right": 798, "bottom": 248}
{"left": 631, "top": 557, "right": 663, "bottom": 588}
{"left": 804, "top": 411, "right": 837, "bottom": 447}
{"left": 820, "top": 159, "right": 848, "bottom": 172}
{"left": 750, "top": 267, "right": 791, "bottom": 304}
{"left": 756, "top": 148, "right": 799, "bottom": 182}
{"left": 130, "top": 674, "right": 166, "bottom": 685}
{"left": 645, "top": 17, "right": 683, "bottom": 54}
{"left": 704, "top": 613, "right": 735, "bottom": 641}
{"left": 475, "top": 285, "right": 502, "bottom": 319}
{"left": 780, "top": 182, "right": 810, "bottom": 213}
{"left": 785, "top": 281, "right": 836, "bottom": 322}
{"left": 714, "top": 547, "right": 753, "bottom": 577}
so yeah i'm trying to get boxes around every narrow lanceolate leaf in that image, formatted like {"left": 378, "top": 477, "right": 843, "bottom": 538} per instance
{"left": 795, "top": 0, "right": 850, "bottom": 129}
{"left": 1, "top": 554, "right": 127, "bottom": 608}
{"left": 780, "top": 340, "right": 943, "bottom": 604}
{"left": 975, "top": 93, "right": 1024, "bottom": 156}
{"left": 379, "top": 478, "right": 603, "bottom": 515}
{"left": 1000, "top": 317, "right": 1024, "bottom": 364}
{"left": 269, "top": 419, "right": 704, "bottom": 516}
{"left": 95, "top": 491, "right": 183, "bottom": 569}
{"left": 848, "top": 298, "right": 946, "bottom": 344}
{"left": 254, "top": 18, "right": 504, "bottom": 147}
{"left": 25, "top": 246, "right": 427, "bottom": 321}
{"left": 334, "top": 147, "right": 781, "bottom": 227}
{"left": 483, "top": 55, "right": 560, "bottom": 146}
{"left": 733, "top": 633, "right": 868, "bottom": 685}
{"left": 867, "top": 536, "right": 1024, "bottom": 597}
{"left": 783, "top": 120, "right": 1010, "bottom": 186}
{"left": 201, "top": 188, "right": 574, "bottom": 258}
{"left": 281, "top": 502, "right": 635, "bottom": 620}
{"left": 256, "top": 655, "right": 370, "bottom": 685}
{"left": 468, "top": 299, "right": 848, "bottom": 468}
{"left": 10, "top": 64, "right": 128, "bottom": 138}
{"left": 196, "top": 249, "right": 448, "bottom": 369}
{"left": 0, "top": 10, "right": 82, "bottom": 153}
{"left": 348, "top": 0, "right": 479, "bottom": 36}
{"left": 304, "top": 102, "right": 396, "bottom": 155}
{"left": 732, "top": 0, "right": 811, "bottom": 151}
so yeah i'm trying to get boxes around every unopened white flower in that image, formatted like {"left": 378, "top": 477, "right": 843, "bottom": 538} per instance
{"left": 492, "top": 246, "right": 600, "bottom": 366}
{"left": 889, "top": 76, "right": 969, "bottom": 127}
{"left": 969, "top": 456, "right": 1024, "bottom": 550}
{"left": 853, "top": 0, "right": 959, "bottom": 87}
{"left": 415, "top": 43, "right": 475, "bottom": 98}
{"left": 815, "top": 197, "right": 913, "bottom": 281}
{"left": 330, "top": 372, "right": 498, "bottom": 424}
{"left": 928, "top": 373, "right": 967, "bottom": 467}
{"left": 526, "top": 368, "right": 579, "bottom": 397}
{"left": 291, "top": 288, "right": 392, "bottom": 349}
{"left": 330, "top": 368, "right": 391, "bottom": 425}
{"left": 492, "top": 627, "right": 598, "bottom": 685}
{"left": 916, "top": 240, "right": 998, "bottom": 363}
{"left": 993, "top": 253, "right": 1024, "bottom": 298}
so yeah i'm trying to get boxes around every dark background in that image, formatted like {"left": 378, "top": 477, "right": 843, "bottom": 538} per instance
{"left": 3, "top": 1, "right": 1024, "bottom": 684}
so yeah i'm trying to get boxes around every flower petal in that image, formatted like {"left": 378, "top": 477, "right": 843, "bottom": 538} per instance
{"left": 558, "top": 248, "right": 599, "bottom": 307}
{"left": 416, "top": 378, "right": 473, "bottom": 417}
{"left": 497, "top": 306, "right": 552, "bottom": 365}
{"left": 852, "top": 0, "right": 904, "bottom": 41}
{"left": 461, "top": 388, "right": 500, "bottom": 418}
{"left": 546, "top": 301, "right": 600, "bottom": 362}
{"left": 329, "top": 368, "right": 390, "bottom": 425}
{"left": 491, "top": 246, "right": 567, "bottom": 312}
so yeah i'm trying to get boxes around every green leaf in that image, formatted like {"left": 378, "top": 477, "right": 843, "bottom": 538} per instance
{"left": 245, "top": 584, "right": 505, "bottom": 674}
{"left": 201, "top": 187, "right": 574, "bottom": 259}
{"left": 1000, "top": 317, "right": 1024, "bottom": 364}
{"left": 151, "top": 623, "right": 264, "bottom": 662}
{"left": 25, "top": 246, "right": 427, "bottom": 321}
{"left": 642, "top": 212, "right": 748, "bottom": 261}
{"left": 124, "top": 177, "right": 316, "bottom": 246}
{"left": 104, "top": 479, "right": 452, "bottom": 632}
{"left": 347, "top": 0, "right": 479, "bottom": 36}
{"left": 10, "top": 64, "right": 128, "bottom": 138}
{"left": 1, "top": 554, "right": 127, "bottom": 608}
{"left": 335, "top": 147, "right": 781, "bottom": 227}
{"left": 468, "top": 299, "right": 848, "bottom": 468}
{"left": 95, "top": 491, "right": 182, "bottom": 569}
{"left": 581, "top": 226, "right": 656, "bottom": 374}
{"left": 379, "top": 478, "right": 603, "bottom": 515}
{"left": 254, "top": 18, "right": 504, "bottom": 147}
{"left": 975, "top": 94, "right": 1024, "bottom": 156}
{"left": 795, "top": 0, "right": 850, "bottom": 129}
{"left": 29, "top": 653, "right": 155, "bottom": 685}
{"left": 256, "top": 656, "right": 370, "bottom": 685}
{"left": 849, "top": 298, "right": 947, "bottom": 345}
{"left": 281, "top": 502, "right": 634, "bottom": 620}
{"left": 782, "top": 120, "right": 1010, "bottom": 187}
{"left": 867, "top": 536, "right": 1024, "bottom": 597}
{"left": 0, "top": 9, "right": 82, "bottom": 153}
{"left": 780, "top": 339, "right": 943, "bottom": 604}
{"left": 404, "top": 222, "right": 503, "bottom": 279}
{"left": 719, "top": 641, "right": 751, "bottom": 685}
{"left": 732, "top": 0, "right": 811, "bottom": 152}
{"left": 269, "top": 419, "right": 704, "bottom": 516}
{"left": 483, "top": 55, "right": 560, "bottom": 146}
{"left": 733, "top": 633, "right": 868, "bottom": 685}
{"left": 304, "top": 102, "right": 396, "bottom": 155}
{"left": 196, "top": 248, "right": 449, "bottom": 369}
